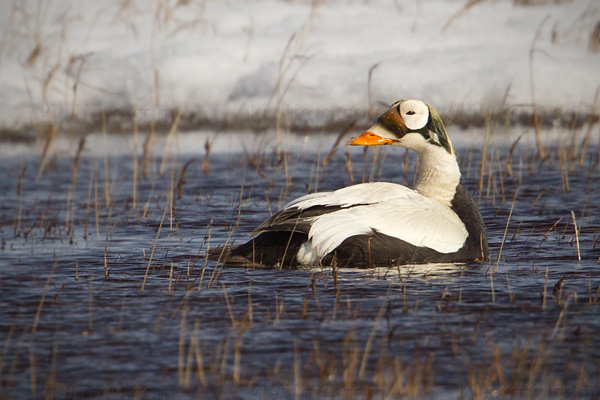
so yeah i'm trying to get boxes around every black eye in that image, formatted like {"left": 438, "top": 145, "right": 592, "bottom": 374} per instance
{"left": 406, "top": 110, "right": 415, "bottom": 115}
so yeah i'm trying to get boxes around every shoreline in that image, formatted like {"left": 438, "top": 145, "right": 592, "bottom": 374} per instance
{"left": 1, "top": 105, "right": 598, "bottom": 144}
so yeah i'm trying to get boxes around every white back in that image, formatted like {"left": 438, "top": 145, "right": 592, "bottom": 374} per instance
{"left": 287, "top": 182, "right": 468, "bottom": 264}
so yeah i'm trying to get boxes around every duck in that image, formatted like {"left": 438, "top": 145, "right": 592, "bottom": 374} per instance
{"left": 215, "top": 99, "right": 489, "bottom": 268}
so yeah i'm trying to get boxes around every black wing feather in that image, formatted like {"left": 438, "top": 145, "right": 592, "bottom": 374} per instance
{"left": 253, "top": 204, "right": 351, "bottom": 235}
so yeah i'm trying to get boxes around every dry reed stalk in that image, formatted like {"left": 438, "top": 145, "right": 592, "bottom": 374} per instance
{"left": 141, "top": 200, "right": 169, "bottom": 291}
{"left": 160, "top": 109, "right": 184, "bottom": 175}
{"left": 310, "top": 274, "right": 322, "bottom": 312}
{"left": 142, "top": 179, "right": 157, "bottom": 220}
{"left": 5, "top": 338, "right": 25, "bottom": 389}
{"left": 294, "top": 341, "right": 302, "bottom": 400}
{"left": 196, "top": 267, "right": 208, "bottom": 292}
{"left": 35, "top": 122, "right": 56, "bottom": 183}
{"left": 82, "top": 160, "right": 94, "bottom": 241}
{"left": 322, "top": 121, "right": 356, "bottom": 167}
{"left": 471, "top": 308, "right": 486, "bottom": 344}
{"left": 202, "top": 138, "right": 211, "bottom": 174}
{"left": 529, "top": 16, "right": 551, "bottom": 159}
{"left": 559, "top": 144, "right": 570, "bottom": 191}
{"left": 308, "top": 147, "right": 322, "bottom": 194}
{"left": 542, "top": 267, "right": 549, "bottom": 310}
{"left": 169, "top": 166, "right": 175, "bottom": 233}
{"left": 32, "top": 259, "right": 58, "bottom": 333}
{"left": 377, "top": 146, "right": 390, "bottom": 179}
{"left": 14, "top": 157, "right": 24, "bottom": 236}
{"left": 273, "top": 34, "right": 295, "bottom": 145}
{"left": 570, "top": 210, "right": 582, "bottom": 261}
{"left": 359, "top": 288, "right": 391, "bottom": 379}
{"left": 494, "top": 187, "right": 519, "bottom": 274}
{"left": 66, "top": 138, "right": 85, "bottom": 243}
{"left": 331, "top": 286, "right": 341, "bottom": 320}
{"left": 191, "top": 319, "right": 207, "bottom": 387}
{"left": 0, "top": 326, "right": 15, "bottom": 387}
{"left": 553, "top": 276, "right": 566, "bottom": 304}
{"left": 183, "top": 327, "right": 195, "bottom": 388}
{"left": 101, "top": 111, "right": 112, "bottom": 208}
{"left": 152, "top": 308, "right": 167, "bottom": 335}
{"left": 477, "top": 114, "right": 491, "bottom": 199}
{"left": 168, "top": 261, "right": 174, "bottom": 292}
{"left": 437, "top": 287, "right": 450, "bottom": 311}
{"left": 140, "top": 120, "right": 154, "bottom": 179}
{"left": 580, "top": 88, "right": 599, "bottom": 167}
{"left": 219, "top": 335, "right": 231, "bottom": 380}
{"left": 538, "top": 217, "right": 562, "bottom": 247}
{"left": 233, "top": 332, "right": 243, "bottom": 387}
{"left": 342, "top": 330, "right": 359, "bottom": 395}
{"left": 66, "top": 52, "right": 90, "bottom": 128}
{"left": 367, "top": 63, "right": 380, "bottom": 121}
{"left": 88, "top": 276, "right": 93, "bottom": 332}
{"left": 502, "top": 133, "right": 523, "bottom": 180}
{"left": 505, "top": 272, "right": 515, "bottom": 303}
{"left": 442, "top": 0, "right": 483, "bottom": 32}
{"left": 275, "top": 295, "right": 285, "bottom": 326}
{"left": 103, "top": 244, "right": 109, "bottom": 278}
{"left": 222, "top": 283, "right": 237, "bottom": 327}
{"left": 132, "top": 110, "right": 139, "bottom": 212}
{"left": 344, "top": 149, "right": 355, "bottom": 184}
{"left": 207, "top": 252, "right": 227, "bottom": 288}
{"left": 369, "top": 147, "right": 381, "bottom": 183}
{"left": 489, "top": 273, "right": 495, "bottom": 303}
{"left": 44, "top": 342, "right": 58, "bottom": 397}
{"left": 495, "top": 151, "right": 507, "bottom": 202}
{"left": 551, "top": 294, "right": 571, "bottom": 340}
{"left": 234, "top": 170, "right": 247, "bottom": 230}
{"left": 28, "top": 343, "right": 36, "bottom": 396}
{"left": 178, "top": 302, "right": 188, "bottom": 386}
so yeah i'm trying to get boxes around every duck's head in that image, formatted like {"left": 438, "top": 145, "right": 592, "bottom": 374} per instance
{"left": 349, "top": 99, "right": 454, "bottom": 155}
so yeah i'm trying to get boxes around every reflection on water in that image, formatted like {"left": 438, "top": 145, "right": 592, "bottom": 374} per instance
{"left": 0, "top": 129, "right": 599, "bottom": 399}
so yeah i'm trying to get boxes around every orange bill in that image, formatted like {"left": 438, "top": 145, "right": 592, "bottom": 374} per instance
{"left": 348, "top": 131, "right": 396, "bottom": 146}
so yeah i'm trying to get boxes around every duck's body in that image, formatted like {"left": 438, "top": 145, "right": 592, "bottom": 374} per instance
{"left": 218, "top": 99, "right": 489, "bottom": 268}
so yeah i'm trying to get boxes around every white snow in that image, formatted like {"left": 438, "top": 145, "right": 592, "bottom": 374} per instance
{"left": 0, "top": 0, "right": 598, "bottom": 133}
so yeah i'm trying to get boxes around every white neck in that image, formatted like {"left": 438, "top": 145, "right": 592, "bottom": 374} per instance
{"left": 413, "top": 146, "right": 460, "bottom": 207}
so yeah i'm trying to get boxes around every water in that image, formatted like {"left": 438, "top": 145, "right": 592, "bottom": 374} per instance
{"left": 0, "top": 129, "right": 599, "bottom": 399}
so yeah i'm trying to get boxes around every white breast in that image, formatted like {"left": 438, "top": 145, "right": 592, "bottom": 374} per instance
{"left": 288, "top": 182, "right": 468, "bottom": 264}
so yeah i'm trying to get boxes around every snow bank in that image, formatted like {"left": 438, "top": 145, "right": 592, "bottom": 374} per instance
{"left": 0, "top": 0, "right": 598, "bottom": 135}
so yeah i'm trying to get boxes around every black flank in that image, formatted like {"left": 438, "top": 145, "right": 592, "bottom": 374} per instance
{"left": 228, "top": 231, "right": 307, "bottom": 268}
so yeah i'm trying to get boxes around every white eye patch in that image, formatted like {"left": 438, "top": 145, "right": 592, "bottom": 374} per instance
{"left": 400, "top": 99, "right": 429, "bottom": 130}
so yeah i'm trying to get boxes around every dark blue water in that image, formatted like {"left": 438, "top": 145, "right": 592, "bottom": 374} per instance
{"left": 0, "top": 130, "right": 599, "bottom": 399}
